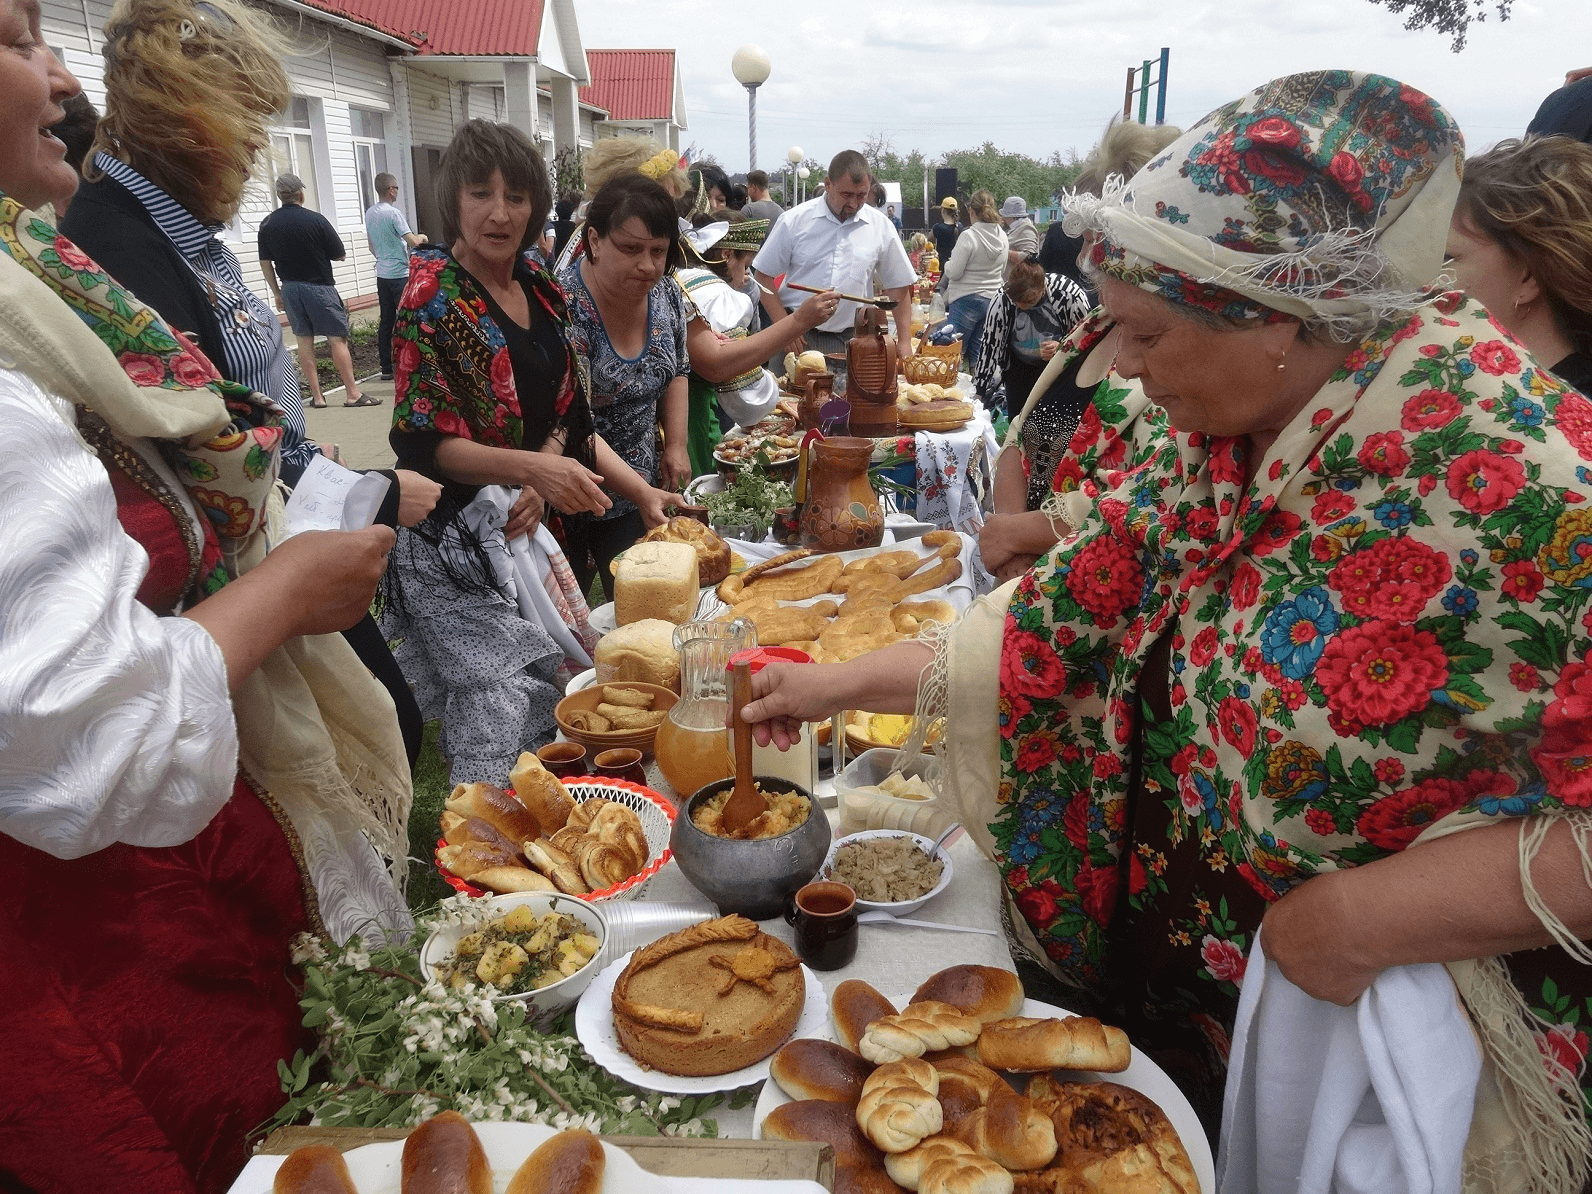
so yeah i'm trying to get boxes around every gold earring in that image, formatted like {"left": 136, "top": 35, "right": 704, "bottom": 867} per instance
{"left": 1276, "top": 362, "right": 1286, "bottom": 372}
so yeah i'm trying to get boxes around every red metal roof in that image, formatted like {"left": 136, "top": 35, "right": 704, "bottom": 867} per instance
{"left": 579, "top": 50, "right": 676, "bottom": 121}
{"left": 286, "top": 0, "right": 545, "bottom": 56}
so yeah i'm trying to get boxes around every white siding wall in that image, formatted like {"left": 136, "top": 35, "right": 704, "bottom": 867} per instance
{"left": 406, "top": 69, "right": 461, "bottom": 149}
{"left": 42, "top": 0, "right": 398, "bottom": 309}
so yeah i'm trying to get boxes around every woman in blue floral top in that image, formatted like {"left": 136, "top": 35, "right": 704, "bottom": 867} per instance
{"left": 559, "top": 173, "right": 691, "bottom": 599}
{"left": 745, "top": 72, "right": 1592, "bottom": 1181}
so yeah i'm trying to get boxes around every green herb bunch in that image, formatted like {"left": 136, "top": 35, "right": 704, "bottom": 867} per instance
{"left": 265, "top": 899, "right": 746, "bottom": 1138}
{"left": 698, "top": 451, "right": 794, "bottom": 537}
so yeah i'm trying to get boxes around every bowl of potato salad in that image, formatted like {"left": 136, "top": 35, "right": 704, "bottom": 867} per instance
{"left": 421, "top": 892, "right": 608, "bottom": 1018}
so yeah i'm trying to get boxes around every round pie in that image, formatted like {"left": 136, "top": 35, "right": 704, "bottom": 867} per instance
{"left": 610, "top": 915, "right": 805, "bottom": 1076}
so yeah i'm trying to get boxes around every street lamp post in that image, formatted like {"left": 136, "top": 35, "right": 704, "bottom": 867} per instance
{"left": 796, "top": 165, "right": 810, "bottom": 205}
{"left": 731, "top": 45, "right": 771, "bottom": 173}
{"left": 787, "top": 145, "right": 803, "bottom": 207}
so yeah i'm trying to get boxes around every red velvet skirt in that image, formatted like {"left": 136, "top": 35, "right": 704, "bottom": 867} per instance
{"left": 0, "top": 779, "right": 311, "bottom": 1193}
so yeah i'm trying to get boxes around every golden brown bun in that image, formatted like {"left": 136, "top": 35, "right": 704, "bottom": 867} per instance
{"left": 859, "top": 1002, "right": 982, "bottom": 1065}
{"left": 525, "top": 838, "right": 590, "bottom": 895}
{"left": 976, "top": 1017, "right": 1130, "bottom": 1074}
{"left": 837, "top": 1161, "right": 911, "bottom": 1194}
{"left": 884, "top": 1137, "right": 1016, "bottom": 1194}
{"left": 446, "top": 781, "right": 543, "bottom": 846}
{"left": 509, "top": 752, "right": 576, "bottom": 834}
{"left": 642, "top": 517, "right": 732, "bottom": 587}
{"left": 771, "top": 1037, "right": 876, "bottom": 1104}
{"left": 1020, "top": 1079, "right": 1197, "bottom": 1194}
{"left": 442, "top": 815, "right": 524, "bottom": 862}
{"left": 469, "top": 866, "right": 556, "bottom": 895}
{"left": 505, "top": 1128, "right": 605, "bottom": 1194}
{"left": 933, "top": 1055, "right": 1007, "bottom": 1133}
{"left": 273, "top": 1145, "right": 357, "bottom": 1193}
{"left": 761, "top": 1098, "right": 884, "bottom": 1170}
{"left": 437, "top": 841, "right": 518, "bottom": 881}
{"left": 833, "top": 979, "right": 899, "bottom": 1054}
{"left": 856, "top": 1058, "right": 943, "bottom": 1154}
{"left": 950, "top": 1082, "right": 1057, "bottom": 1172}
{"left": 911, "top": 966, "right": 1026, "bottom": 1025}
{"left": 400, "top": 1111, "right": 492, "bottom": 1194}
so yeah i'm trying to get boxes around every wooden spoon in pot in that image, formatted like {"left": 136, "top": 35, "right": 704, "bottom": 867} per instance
{"left": 720, "top": 659, "right": 766, "bottom": 834}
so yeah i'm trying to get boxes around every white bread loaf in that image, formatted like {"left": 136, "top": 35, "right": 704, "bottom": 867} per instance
{"left": 594, "top": 620, "right": 681, "bottom": 690}
{"left": 614, "top": 542, "right": 699, "bottom": 626}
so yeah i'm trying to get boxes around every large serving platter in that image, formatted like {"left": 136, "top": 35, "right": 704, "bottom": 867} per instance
{"left": 751, "top": 995, "right": 1216, "bottom": 1194}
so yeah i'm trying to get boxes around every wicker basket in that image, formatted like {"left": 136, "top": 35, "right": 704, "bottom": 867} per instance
{"left": 437, "top": 778, "right": 677, "bottom": 902}
{"left": 903, "top": 352, "right": 960, "bottom": 386}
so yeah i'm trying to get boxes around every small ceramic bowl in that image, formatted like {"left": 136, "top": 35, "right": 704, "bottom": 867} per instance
{"left": 419, "top": 891, "right": 608, "bottom": 1021}
{"left": 821, "top": 829, "right": 954, "bottom": 917}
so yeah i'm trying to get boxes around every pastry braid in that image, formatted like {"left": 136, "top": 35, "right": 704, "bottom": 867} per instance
{"left": 859, "top": 1001, "right": 982, "bottom": 1064}
{"left": 856, "top": 1058, "right": 943, "bottom": 1153}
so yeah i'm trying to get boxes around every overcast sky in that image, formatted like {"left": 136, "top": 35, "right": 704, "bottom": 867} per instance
{"left": 579, "top": 0, "right": 1583, "bottom": 183}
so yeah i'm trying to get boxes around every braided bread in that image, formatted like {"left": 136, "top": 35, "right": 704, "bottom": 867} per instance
{"left": 885, "top": 1137, "right": 1014, "bottom": 1194}
{"left": 859, "top": 1001, "right": 982, "bottom": 1064}
{"left": 856, "top": 1058, "right": 943, "bottom": 1153}
{"left": 976, "top": 1016, "right": 1130, "bottom": 1074}
{"left": 950, "top": 1081, "right": 1057, "bottom": 1171}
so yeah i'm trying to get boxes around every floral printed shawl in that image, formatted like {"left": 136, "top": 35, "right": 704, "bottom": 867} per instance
{"left": 392, "top": 247, "right": 594, "bottom": 462}
{"left": 995, "top": 293, "right": 1592, "bottom": 988}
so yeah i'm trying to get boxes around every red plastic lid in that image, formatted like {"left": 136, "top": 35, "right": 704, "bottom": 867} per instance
{"left": 728, "top": 646, "right": 813, "bottom": 672}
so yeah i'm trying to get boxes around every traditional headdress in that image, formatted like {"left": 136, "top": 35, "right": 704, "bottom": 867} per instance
{"left": 638, "top": 148, "right": 680, "bottom": 181}
{"left": 719, "top": 219, "right": 770, "bottom": 253}
{"left": 1062, "top": 70, "right": 1465, "bottom": 338}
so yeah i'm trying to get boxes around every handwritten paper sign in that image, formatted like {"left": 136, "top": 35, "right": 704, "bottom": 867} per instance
{"left": 281, "top": 454, "right": 391, "bottom": 538}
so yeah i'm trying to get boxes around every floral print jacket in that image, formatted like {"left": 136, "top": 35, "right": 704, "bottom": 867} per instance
{"left": 997, "top": 293, "right": 1592, "bottom": 1037}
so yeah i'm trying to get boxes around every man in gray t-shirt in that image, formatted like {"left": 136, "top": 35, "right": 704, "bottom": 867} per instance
{"left": 364, "top": 171, "right": 425, "bottom": 379}
{"left": 740, "top": 169, "right": 784, "bottom": 223}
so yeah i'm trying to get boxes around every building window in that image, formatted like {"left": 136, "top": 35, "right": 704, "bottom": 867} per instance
{"left": 271, "top": 96, "right": 323, "bottom": 211}
{"left": 351, "top": 107, "right": 390, "bottom": 210}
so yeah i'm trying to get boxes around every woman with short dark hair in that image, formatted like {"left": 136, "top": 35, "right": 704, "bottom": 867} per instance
{"left": 387, "top": 120, "right": 678, "bottom": 782}
{"left": 558, "top": 173, "right": 693, "bottom": 597}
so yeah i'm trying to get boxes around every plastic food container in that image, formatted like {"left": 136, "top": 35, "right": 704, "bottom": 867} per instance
{"left": 834, "top": 747, "right": 949, "bottom": 836}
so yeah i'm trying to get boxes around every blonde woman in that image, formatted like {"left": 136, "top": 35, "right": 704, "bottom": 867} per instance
{"left": 552, "top": 135, "right": 686, "bottom": 272}
{"left": 940, "top": 188, "right": 1008, "bottom": 368}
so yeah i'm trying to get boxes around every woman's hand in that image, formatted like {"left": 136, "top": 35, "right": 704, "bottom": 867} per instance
{"left": 979, "top": 513, "right": 1027, "bottom": 573}
{"left": 1040, "top": 339, "right": 1060, "bottom": 361}
{"left": 741, "top": 661, "right": 845, "bottom": 750}
{"left": 393, "top": 469, "right": 442, "bottom": 527}
{"left": 523, "top": 452, "right": 611, "bottom": 516}
{"left": 661, "top": 443, "right": 693, "bottom": 494}
{"left": 635, "top": 486, "right": 686, "bottom": 530}
{"left": 1260, "top": 871, "right": 1380, "bottom": 1005}
{"left": 994, "top": 552, "right": 1039, "bottom": 583}
{"left": 792, "top": 289, "right": 842, "bottom": 332}
{"left": 504, "top": 486, "right": 545, "bottom": 540}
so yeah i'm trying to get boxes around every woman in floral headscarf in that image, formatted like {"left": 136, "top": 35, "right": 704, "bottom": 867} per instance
{"left": 745, "top": 71, "right": 1592, "bottom": 1185}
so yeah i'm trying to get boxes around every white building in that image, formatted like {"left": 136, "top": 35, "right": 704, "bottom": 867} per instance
{"left": 43, "top": 0, "right": 625, "bottom": 307}
{"left": 581, "top": 49, "right": 688, "bottom": 152}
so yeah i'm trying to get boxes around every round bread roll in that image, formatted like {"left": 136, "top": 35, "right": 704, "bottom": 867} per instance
{"left": 771, "top": 1038, "right": 876, "bottom": 1104}
{"left": 832, "top": 979, "right": 899, "bottom": 1054}
{"left": 642, "top": 517, "right": 732, "bottom": 587}
{"left": 400, "top": 1111, "right": 492, "bottom": 1194}
{"left": 273, "top": 1145, "right": 357, "bottom": 1194}
{"left": 505, "top": 1128, "right": 605, "bottom": 1194}
{"left": 976, "top": 1016, "right": 1131, "bottom": 1074}
{"left": 761, "top": 1098, "right": 884, "bottom": 1171}
{"left": 911, "top": 966, "right": 1026, "bottom": 1025}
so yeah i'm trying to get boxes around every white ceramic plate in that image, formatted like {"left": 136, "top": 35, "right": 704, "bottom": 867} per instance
{"left": 224, "top": 1120, "right": 828, "bottom": 1193}
{"left": 575, "top": 950, "right": 828, "bottom": 1095}
{"left": 751, "top": 996, "right": 1216, "bottom": 1194}
{"left": 565, "top": 667, "right": 598, "bottom": 696}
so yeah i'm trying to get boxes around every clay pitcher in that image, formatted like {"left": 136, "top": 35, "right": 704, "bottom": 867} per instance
{"left": 799, "top": 436, "right": 885, "bottom": 552}
{"left": 799, "top": 373, "right": 834, "bottom": 432}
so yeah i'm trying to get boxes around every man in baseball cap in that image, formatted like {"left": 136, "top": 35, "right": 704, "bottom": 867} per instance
{"left": 999, "top": 195, "right": 1038, "bottom": 272}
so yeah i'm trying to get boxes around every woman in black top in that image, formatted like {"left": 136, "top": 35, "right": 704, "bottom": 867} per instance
{"left": 386, "top": 120, "right": 678, "bottom": 784}
{"left": 1445, "top": 135, "right": 1592, "bottom": 393}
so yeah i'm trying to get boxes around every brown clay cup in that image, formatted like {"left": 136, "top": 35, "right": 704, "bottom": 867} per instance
{"left": 537, "top": 741, "right": 587, "bottom": 780}
{"left": 592, "top": 748, "right": 646, "bottom": 786}
{"left": 784, "top": 880, "right": 859, "bottom": 971}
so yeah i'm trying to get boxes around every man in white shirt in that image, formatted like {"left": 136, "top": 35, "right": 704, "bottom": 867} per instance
{"left": 753, "top": 150, "right": 917, "bottom": 361}
{"left": 364, "top": 172, "right": 425, "bottom": 380}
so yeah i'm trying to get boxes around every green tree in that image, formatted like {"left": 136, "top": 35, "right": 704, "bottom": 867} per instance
{"left": 940, "top": 143, "right": 1082, "bottom": 208}
{"left": 1364, "top": 0, "right": 1511, "bottom": 50}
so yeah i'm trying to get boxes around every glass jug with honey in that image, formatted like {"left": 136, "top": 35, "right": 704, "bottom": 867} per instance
{"left": 654, "top": 617, "right": 756, "bottom": 801}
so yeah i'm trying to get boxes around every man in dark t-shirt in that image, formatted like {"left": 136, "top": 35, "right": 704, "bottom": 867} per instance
{"left": 258, "top": 174, "right": 373, "bottom": 407}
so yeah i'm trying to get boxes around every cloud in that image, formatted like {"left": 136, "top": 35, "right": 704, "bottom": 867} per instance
{"left": 582, "top": 0, "right": 1582, "bottom": 170}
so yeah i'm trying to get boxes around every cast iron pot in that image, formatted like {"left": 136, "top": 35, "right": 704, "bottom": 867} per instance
{"left": 669, "top": 777, "right": 831, "bottom": 920}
